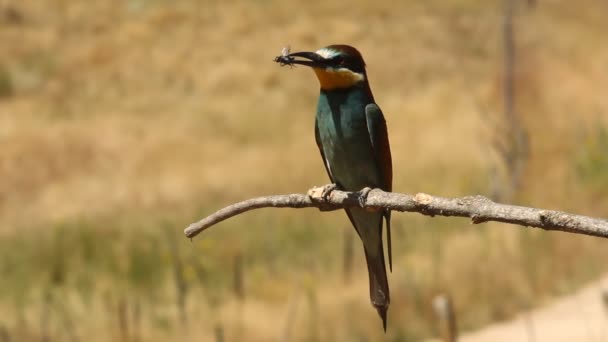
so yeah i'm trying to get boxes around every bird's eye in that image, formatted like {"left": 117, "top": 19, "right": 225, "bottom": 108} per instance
{"left": 334, "top": 56, "right": 345, "bottom": 66}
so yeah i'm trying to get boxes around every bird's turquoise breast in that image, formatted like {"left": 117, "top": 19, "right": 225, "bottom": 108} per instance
{"left": 316, "top": 87, "right": 381, "bottom": 190}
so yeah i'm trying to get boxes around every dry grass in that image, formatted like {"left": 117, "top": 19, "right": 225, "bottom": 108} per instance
{"left": 1, "top": 0, "right": 608, "bottom": 341}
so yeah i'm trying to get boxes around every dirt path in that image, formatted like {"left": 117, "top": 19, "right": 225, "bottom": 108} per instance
{"left": 455, "top": 276, "right": 608, "bottom": 342}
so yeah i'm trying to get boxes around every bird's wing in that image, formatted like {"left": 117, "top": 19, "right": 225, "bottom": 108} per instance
{"left": 365, "top": 104, "right": 392, "bottom": 191}
{"left": 315, "top": 118, "right": 335, "bottom": 183}
{"left": 365, "top": 103, "right": 393, "bottom": 271}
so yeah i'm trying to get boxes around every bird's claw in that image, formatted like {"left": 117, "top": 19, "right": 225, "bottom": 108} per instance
{"left": 321, "top": 183, "right": 338, "bottom": 200}
{"left": 307, "top": 183, "right": 337, "bottom": 202}
{"left": 359, "top": 187, "right": 372, "bottom": 208}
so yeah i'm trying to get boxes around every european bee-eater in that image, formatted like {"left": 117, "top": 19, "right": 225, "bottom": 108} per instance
{"left": 275, "top": 45, "right": 393, "bottom": 330}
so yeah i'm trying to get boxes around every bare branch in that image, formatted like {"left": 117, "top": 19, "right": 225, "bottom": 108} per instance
{"left": 184, "top": 189, "right": 608, "bottom": 239}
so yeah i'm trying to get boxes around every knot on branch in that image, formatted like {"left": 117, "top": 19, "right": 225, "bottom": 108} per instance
{"left": 413, "top": 193, "right": 436, "bottom": 217}
{"left": 414, "top": 193, "right": 433, "bottom": 205}
{"left": 538, "top": 210, "right": 577, "bottom": 229}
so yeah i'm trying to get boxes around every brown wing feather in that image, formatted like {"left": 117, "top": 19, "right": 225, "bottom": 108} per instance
{"left": 365, "top": 104, "right": 393, "bottom": 271}
{"left": 365, "top": 104, "right": 392, "bottom": 192}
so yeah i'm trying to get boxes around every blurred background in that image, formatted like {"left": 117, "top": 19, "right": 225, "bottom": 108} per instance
{"left": 1, "top": 0, "right": 608, "bottom": 341}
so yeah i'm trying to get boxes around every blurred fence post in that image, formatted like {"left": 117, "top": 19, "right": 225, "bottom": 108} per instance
{"left": 433, "top": 293, "right": 457, "bottom": 342}
{"left": 491, "top": 0, "right": 530, "bottom": 202}
{"left": 0, "top": 323, "right": 11, "bottom": 342}
{"left": 117, "top": 297, "right": 129, "bottom": 342}
{"left": 523, "top": 306, "right": 536, "bottom": 342}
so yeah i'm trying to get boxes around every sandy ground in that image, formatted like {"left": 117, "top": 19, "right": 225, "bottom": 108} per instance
{"left": 450, "top": 275, "right": 608, "bottom": 342}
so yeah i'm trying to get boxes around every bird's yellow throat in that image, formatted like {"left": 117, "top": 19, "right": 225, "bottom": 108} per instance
{"left": 313, "top": 68, "right": 365, "bottom": 90}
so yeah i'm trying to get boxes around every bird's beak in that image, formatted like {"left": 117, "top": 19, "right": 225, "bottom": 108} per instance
{"left": 283, "top": 51, "right": 327, "bottom": 68}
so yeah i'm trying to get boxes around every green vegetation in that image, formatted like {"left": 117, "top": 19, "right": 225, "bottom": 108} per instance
{"left": 0, "top": 213, "right": 605, "bottom": 341}
{"left": 577, "top": 122, "right": 608, "bottom": 192}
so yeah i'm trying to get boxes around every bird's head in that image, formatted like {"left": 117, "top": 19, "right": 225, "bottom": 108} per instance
{"left": 281, "top": 45, "right": 368, "bottom": 91}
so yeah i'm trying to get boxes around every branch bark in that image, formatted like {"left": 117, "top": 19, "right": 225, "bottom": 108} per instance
{"left": 184, "top": 189, "right": 608, "bottom": 239}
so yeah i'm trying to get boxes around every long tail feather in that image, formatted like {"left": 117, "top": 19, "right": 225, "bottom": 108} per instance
{"left": 345, "top": 208, "right": 391, "bottom": 331}
{"left": 364, "top": 243, "right": 390, "bottom": 331}
{"left": 385, "top": 210, "right": 392, "bottom": 272}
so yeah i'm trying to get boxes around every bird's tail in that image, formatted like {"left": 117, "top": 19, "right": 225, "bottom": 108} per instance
{"left": 346, "top": 208, "right": 390, "bottom": 331}
{"left": 364, "top": 240, "right": 390, "bottom": 331}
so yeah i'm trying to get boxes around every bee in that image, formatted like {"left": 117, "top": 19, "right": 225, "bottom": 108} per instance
{"left": 274, "top": 45, "right": 294, "bottom": 67}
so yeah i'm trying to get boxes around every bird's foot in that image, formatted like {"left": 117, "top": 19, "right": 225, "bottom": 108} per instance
{"left": 307, "top": 183, "right": 337, "bottom": 202}
{"left": 359, "top": 187, "right": 372, "bottom": 208}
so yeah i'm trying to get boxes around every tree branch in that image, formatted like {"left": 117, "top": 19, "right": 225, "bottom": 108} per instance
{"left": 184, "top": 189, "right": 608, "bottom": 239}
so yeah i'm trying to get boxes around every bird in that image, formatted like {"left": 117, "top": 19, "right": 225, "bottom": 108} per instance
{"left": 275, "top": 45, "right": 393, "bottom": 331}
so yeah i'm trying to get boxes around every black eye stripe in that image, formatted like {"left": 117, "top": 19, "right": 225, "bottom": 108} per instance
{"left": 327, "top": 54, "right": 365, "bottom": 73}
{"left": 334, "top": 57, "right": 361, "bottom": 71}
